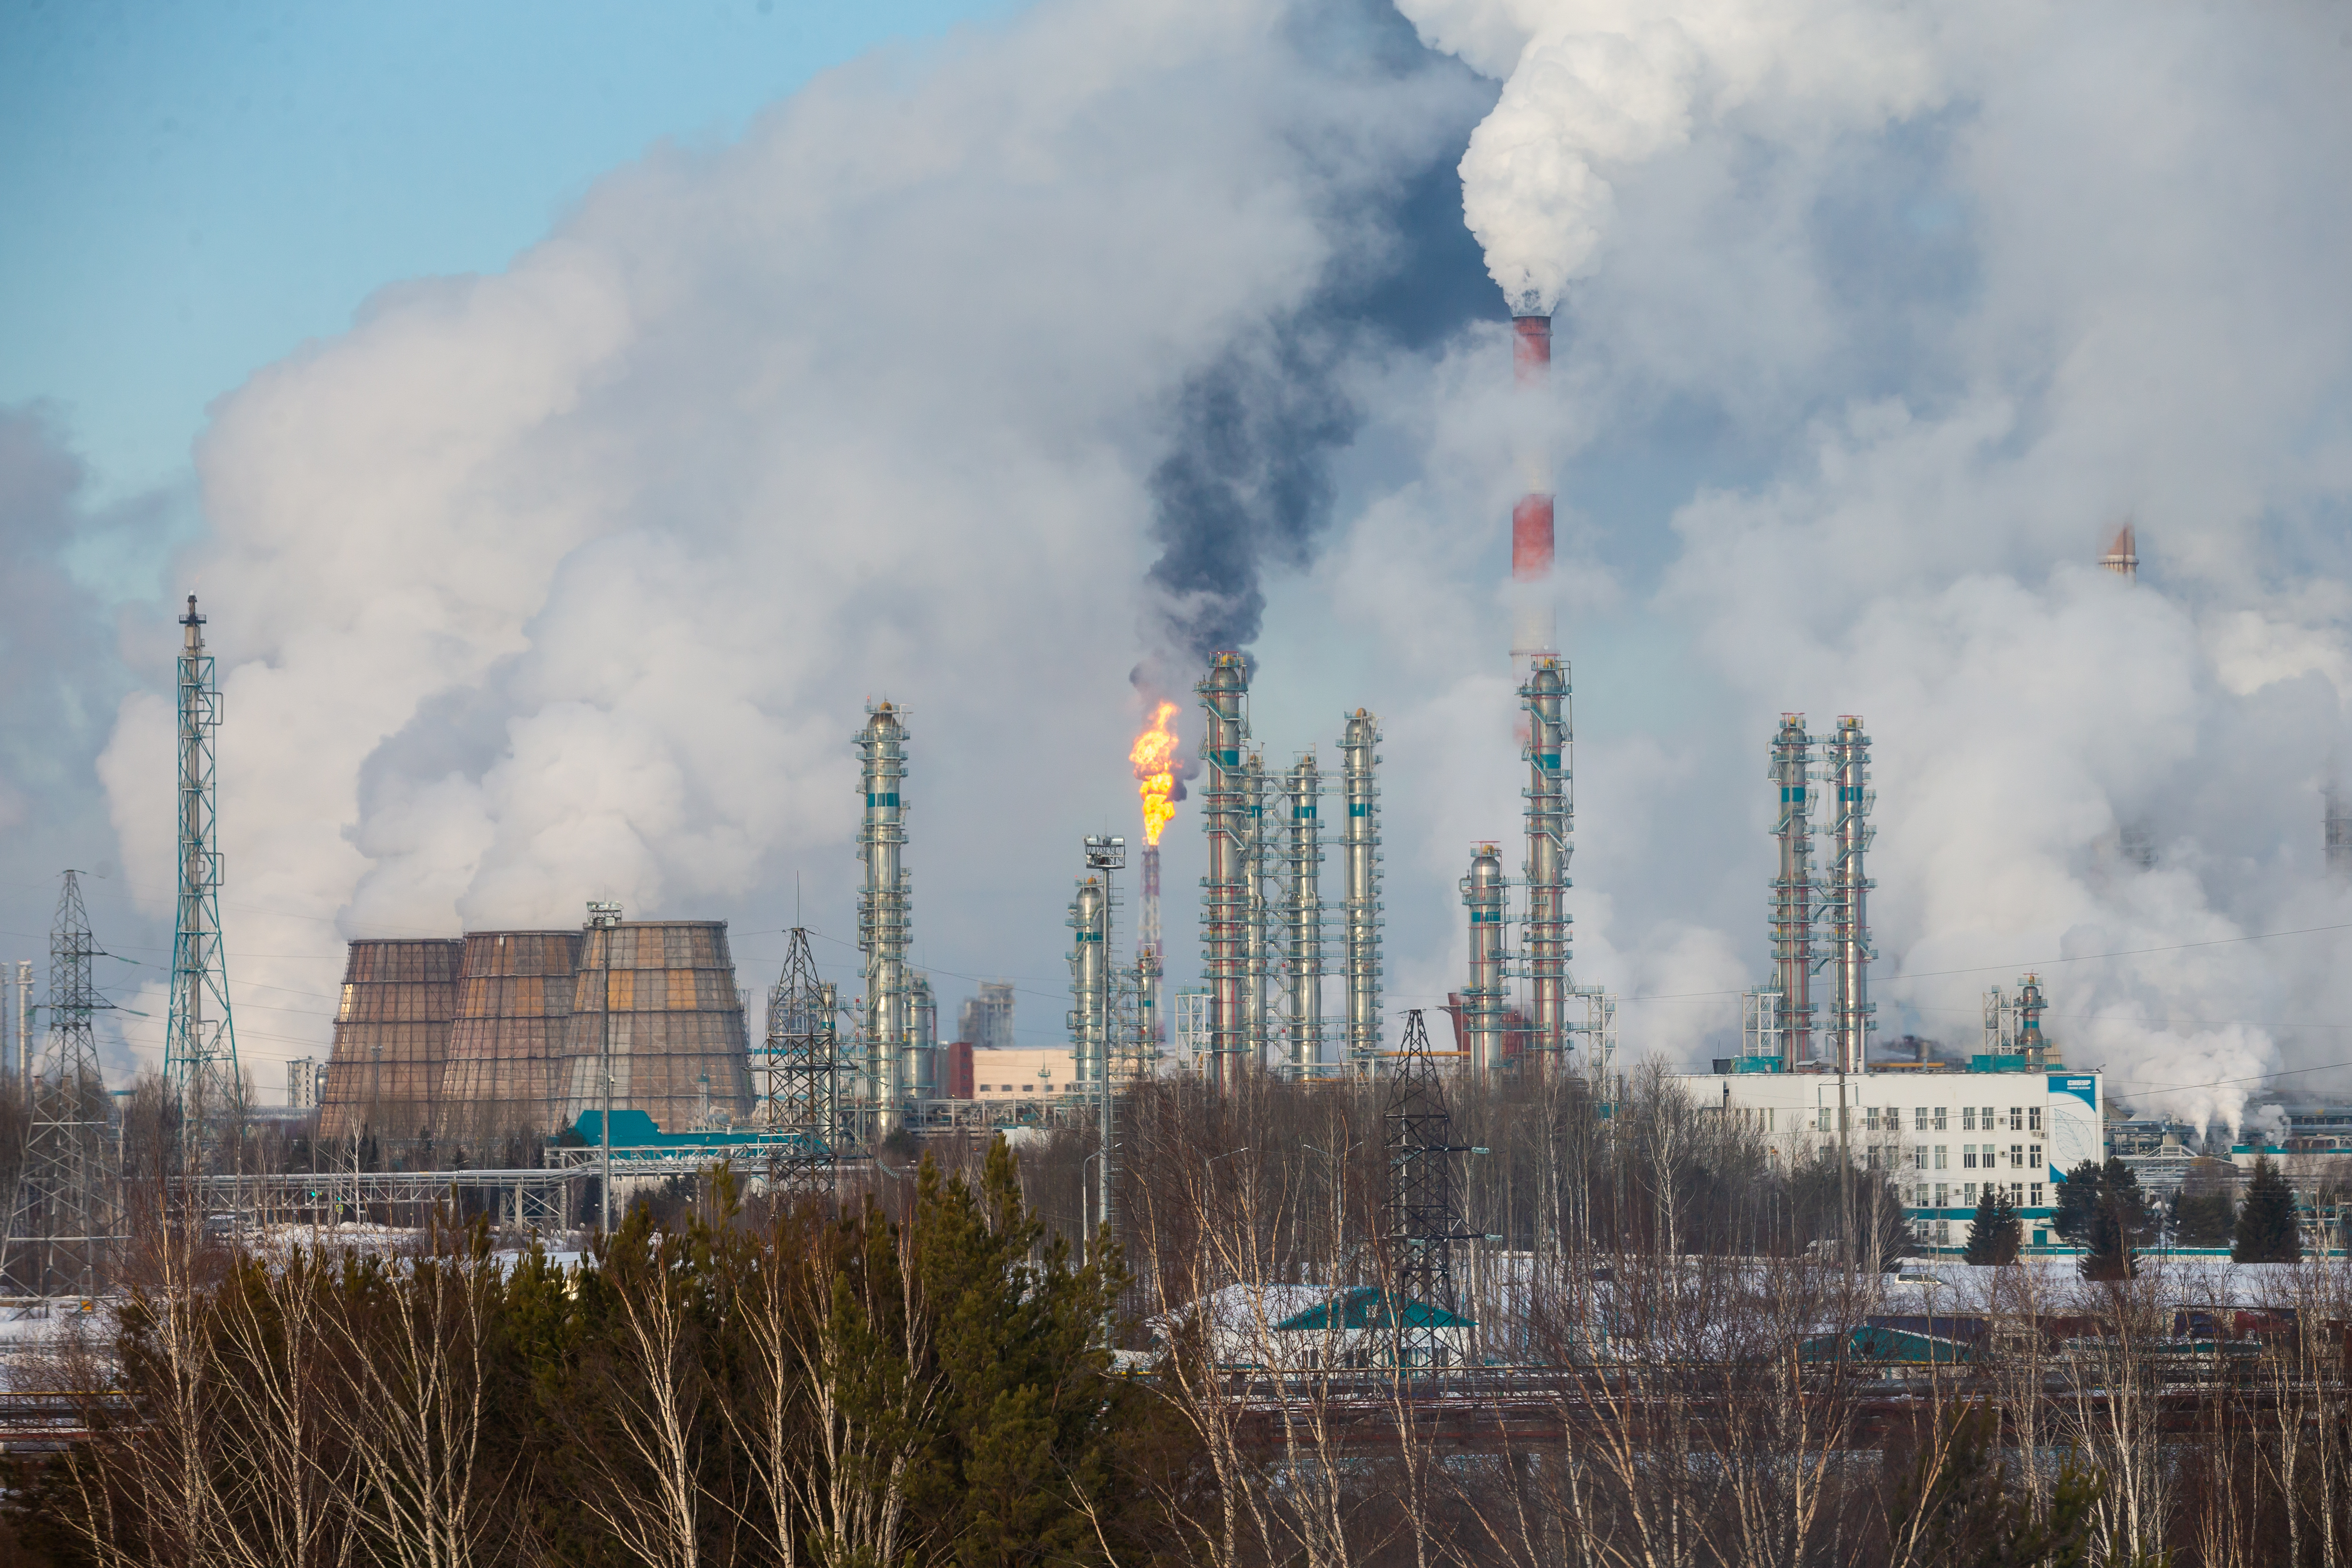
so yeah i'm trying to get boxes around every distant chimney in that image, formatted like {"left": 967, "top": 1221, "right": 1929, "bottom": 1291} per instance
{"left": 2101, "top": 522, "right": 2138, "bottom": 581}
{"left": 2327, "top": 783, "right": 2352, "bottom": 877}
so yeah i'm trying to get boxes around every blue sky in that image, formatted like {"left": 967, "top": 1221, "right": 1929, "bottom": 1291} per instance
{"left": 0, "top": 0, "right": 1012, "bottom": 503}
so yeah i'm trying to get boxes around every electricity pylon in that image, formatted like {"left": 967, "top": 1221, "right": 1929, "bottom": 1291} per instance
{"left": 1, "top": 871, "right": 120, "bottom": 1298}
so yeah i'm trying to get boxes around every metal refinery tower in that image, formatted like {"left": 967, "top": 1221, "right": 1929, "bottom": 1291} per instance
{"left": 2, "top": 872, "right": 120, "bottom": 1298}
{"left": 1280, "top": 751, "right": 1325, "bottom": 1078}
{"left": 1751, "top": 713, "right": 1874, "bottom": 1071}
{"left": 1825, "top": 717, "right": 1875, "bottom": 1073}
{"left": 1521, "top": 657, "right": 1572, "bottom": 1060}
{"left": 1339, "top": 708, "right": 1383, "bottom": 1073}
{"left": 855, "top": 702, "right": 912, "bottom": 1137}
{"left": 1767, "top": 715, "right": 1817, "bottom": 1068}
{"left": 162, "top": 596, "right": 245, "bottom": 1164}
{"left": 1199, "top": 654, "right": 1250, "bottom": 1088}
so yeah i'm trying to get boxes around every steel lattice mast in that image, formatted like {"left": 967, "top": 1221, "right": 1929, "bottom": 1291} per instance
{"left": 1, "top": 872, "right": 120, "bottom": 1298}
{"left": 161, "top": 595, "right": 244, "bottom": 1169}
{"left": 759, "top": 926, "right": 842, "bottom": 1195}
{"left": 1384, "top": 1008, "right": 1463, "bottom": 1369}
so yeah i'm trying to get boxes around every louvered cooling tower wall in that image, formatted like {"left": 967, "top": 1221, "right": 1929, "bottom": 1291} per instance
{"left": 319, "top": 938, "right": 464, "bottom": 1144}
{"left": 555, "top": 921, "right": 753, "bottom": 1134}
{"left": 435, "top": 930, "right": 583, "bottom": 1145}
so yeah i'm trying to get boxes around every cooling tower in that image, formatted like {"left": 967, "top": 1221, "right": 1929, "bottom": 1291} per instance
{"left": 319, "top": 938, "right": 464, "bottom": 1145}
{"left": 435, "top": 930, "right": 582, "bottom": 1146}
{"left": 555, "top": 920, "right": 753, "bottom": 1134}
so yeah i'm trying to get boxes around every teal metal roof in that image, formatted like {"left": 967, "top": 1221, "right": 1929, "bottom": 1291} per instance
{"left": 1271, "top": 1286, "right": 1474, "bottom": 1333}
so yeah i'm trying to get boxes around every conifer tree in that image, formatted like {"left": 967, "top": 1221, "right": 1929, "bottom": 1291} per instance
{"left": 2233, "top": 1155, "right": 2302, "bottom": 1264}
{"left": 1963, "top": 1185, "right": 2021, "bottom": 1265}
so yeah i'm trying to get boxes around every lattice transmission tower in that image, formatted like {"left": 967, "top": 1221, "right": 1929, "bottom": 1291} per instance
{"left": 1383, "top": 1008, "right": 1467, "bottom": 1369}
{"left": 759, "top": 927, "right": 842, "bottom": 1196}
{"left": 1, "top": 871, "right": 121, "bottom": 1298}
{"left": 161, "top": 595, "right": 244, "bottom": 1170}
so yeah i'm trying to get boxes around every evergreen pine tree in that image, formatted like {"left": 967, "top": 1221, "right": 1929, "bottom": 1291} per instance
{"left": 2051, "top": 1160, "right": 2103, "bottom": 1244}
{"left": 2078, "top": 1159, "right": 2154, "bottom": 1282}
{"left": 1963, "top": 1186, "right": 2020, "bottom": 1266}
{"left": 2233, "top": 1155, "right": 2302, "bottom": 1263}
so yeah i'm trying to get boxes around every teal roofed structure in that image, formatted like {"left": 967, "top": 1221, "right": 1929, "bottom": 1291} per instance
{"left": 568, "top": 1108, "right": 829, "bottom": 1159}
{"left": 1272, "top": 1286, "right": 1474, "bottom": 1334}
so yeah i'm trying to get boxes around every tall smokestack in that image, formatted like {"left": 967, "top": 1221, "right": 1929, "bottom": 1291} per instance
{"left": 855, "top": 702, "right": 911, "bottom": 1136}
{"left": 1461, "top": 842, "right": 1508, "bottom": 1075}
{"left": 1510, "top": 314, "right": 1557, "bottom": 662}
{"left": 1339, "top": 709, "right": 1383, "bottom": 1073}
{"left": 1198, "top": 654, "right": 1250, "bottom": 1091}
{"left": 2101, "top": 522, "right": 2139, "bottom": 581}
{"left": 1769, "top": 715, "right": 1815, "bottom": 1069}
{"left": 1827, "top": 716, "right": 1874, "bottom": 1074}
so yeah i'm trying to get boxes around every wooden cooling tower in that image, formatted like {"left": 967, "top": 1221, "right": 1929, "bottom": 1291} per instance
{"left": 433, "top": 930, "right": 585, "bottom": 1145}
{"left": 318, "top": 939, "right": 465, "bottom": 1145}
{"left": 555, "top": 921, "right": 753, "bottom": 1133}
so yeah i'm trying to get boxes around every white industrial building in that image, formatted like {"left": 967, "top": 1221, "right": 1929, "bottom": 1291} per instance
{"left": 1670, "top": 1064, "right": 2105, "bottom": 1252}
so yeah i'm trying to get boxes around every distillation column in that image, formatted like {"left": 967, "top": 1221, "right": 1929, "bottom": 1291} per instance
{"left": 1198, "top": 654, "right": 1250, "bottom": 1091}
{"left": 1769, "top": 715, "right": 1815, "bottom": 1070}
{"left": 1827, "top": 716, "right": 1874, "bottom": 1074}
{"left": 1521, "top": 658, "right": 1572, "bottom": 1061}
{"left": 1069, "top": 877, "right": 1107, "bottom": 1094}
{"left": 1283, "top": 751, "right": 1325, "bottom": 1079}
{"left": 1339, "top": 709, "right": 1383, "bottom": 1073}
{"left": 1462, "top": 844, "right": 1509, "bottom": 1075}
{"left": 1242, "top": 750, "right": 1272, "bottom": 1073}
{"left": 855, "top": 703, "right": 912, "bottom": 1136}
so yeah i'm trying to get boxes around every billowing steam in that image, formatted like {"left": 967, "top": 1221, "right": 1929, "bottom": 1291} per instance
{"left": 1400, "top": 0, "right": 1940, "bottom": 315}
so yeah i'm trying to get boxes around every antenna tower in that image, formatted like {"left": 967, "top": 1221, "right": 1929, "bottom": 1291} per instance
{"left": 1384, "top": 1008, "right": 1465, "bottom": 1369}
{"left": 161, "top": 595, "right": 244, "bottom": 1169}
{"left": 1, "top": 872, "right": 120, "bottom": 1297}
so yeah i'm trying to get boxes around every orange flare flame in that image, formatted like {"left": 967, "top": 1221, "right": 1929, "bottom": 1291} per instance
{"left": 1131, "top": 700, "right": 1181, "bottom": 846}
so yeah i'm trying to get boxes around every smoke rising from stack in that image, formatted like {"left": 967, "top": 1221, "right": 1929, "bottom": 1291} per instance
{"left": 0, "top": 0, "right": 2341, "bottom": 1141}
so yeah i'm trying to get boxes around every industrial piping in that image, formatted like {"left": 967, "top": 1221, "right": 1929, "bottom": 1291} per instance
{"left": 1461, "top": 843, "right": 1509, "bottom": 1075}
{"left": 1520, "top": 658, "right": 1571, "bottom": 1061}
{"left": 1339, "top": 709, "right": 1383, "bottom": 1073}
{"left": 855, "top": 702, "right": 911, "bottom": 1136}
{"left": 1283, "top": 751, "right": 1325, "bottom": 1079}
{"left": 1769, "top": 715, "right": 1815, "bottom": 1070}
{"left": 1198, "top": 654, "right": 1250, "bottom": 1091}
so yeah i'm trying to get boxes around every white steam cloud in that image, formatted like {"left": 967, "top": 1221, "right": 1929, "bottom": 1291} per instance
{"left": 6, "top": 0, "right": 2340, "bottom": 1139}
{"left": 1402, "top": 0, "right": 1941, "bottom": 314}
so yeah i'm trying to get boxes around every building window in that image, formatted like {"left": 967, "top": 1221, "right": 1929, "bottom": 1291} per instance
{"left": 1912, "top": 1146, "right": 1927, "bottom": 1170}
{"left": 1982, "top": 1107, "right": 1995, "bottom": 1129}
{"left": 1934, "top": 1146, "right": 1948, "bottom": 1170}
{"left": 1935, "top": 1220, "right": 1952, "bottom": 1244}
{"left": 1962, "top": 1107, "right": 1976, "bottom": 1131}
{"left": 2031, "top": 1184, "right": 2045, "bottom": 1208}
{"left": 2029, "top": 1107, "right": 2042, "bottom": 1133}
{"left": 1867, "top": 1147, "right": 1880, "bottom": 1170}
{"left": 1934, "top": 1183, "right": 1948, "bottom": 1208}
{"left": 2009, "top": 1107, "right": 2024, "bottom": 1132}
{"left": 1963, "top": 1147, "right": 1977, "bottom": 1169}
{"left": 1865, "top": 1106, "right": 1879, "bottom": 1131}
{"left": 1963, "top": 1183, "right": 1978, "bottom": 1205}
{"left": 1934, "top": 1107, "right": 1948, "bottom": 1131}
{"left": 1818, "top": 1107, "right": 1831, "bottom": 1132}
{"left": 1915, "top": 1107, "right": 1928, "bottom": 1131}
{"left": 2009, "top": 1182, "right": 2024, "bottom": 1206}
{"left": 2029, "top": 1143, "right": 2042, "bottom": 1168}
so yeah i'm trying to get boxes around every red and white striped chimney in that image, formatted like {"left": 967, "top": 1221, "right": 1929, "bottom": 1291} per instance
{"left": 1509, "top": 313, "right": 1556, "bottom": 661}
